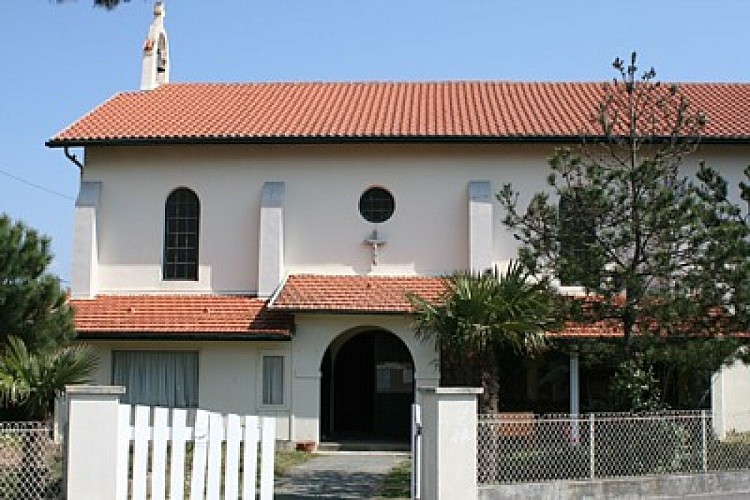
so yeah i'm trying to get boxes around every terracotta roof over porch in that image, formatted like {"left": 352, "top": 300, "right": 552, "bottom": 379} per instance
{"left": 68, "top": 284, "right": 644, "bottom": 340}
{"left": 269, "top": 274, "right": 627, "bottom": 339}
{"left": 269, "top": 274, "right": 447, "bottom": 314}
{"left": 70, "top": 295, "right": 293, "bottom": 340}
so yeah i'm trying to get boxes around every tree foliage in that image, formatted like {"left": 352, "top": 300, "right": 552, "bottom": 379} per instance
{"left": 94, "top": 0, "right": 127, "bottom": 8}
{"left": 497, "top": 53, "right": 750, "bottom": 409}
{"left": 409, "top": 262, "right": 559, "bottom": 412}
{"left": 691, "top": 164, "right": 750, "bottom": 332}
{"left": 0, "top": 214, "right": 75, "bottom": 351}
{"left": 0, "top": 336, "right": 96, "bottom": 420}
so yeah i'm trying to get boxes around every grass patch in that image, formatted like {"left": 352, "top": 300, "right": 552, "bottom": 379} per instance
{"left": 274, "top": 450, "right": 315, "bottom": 477}
{"left": 377, "top": 459, "right": 411, "bottom": 498}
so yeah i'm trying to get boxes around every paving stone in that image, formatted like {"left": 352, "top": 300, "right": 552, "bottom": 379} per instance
{"left": 275, "top": 451, "right": 408, "bottom": 499}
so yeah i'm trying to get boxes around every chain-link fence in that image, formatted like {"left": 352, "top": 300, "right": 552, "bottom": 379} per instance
{"left": 0, "top": 422, "right": 63, "bottom": 499}
{"left": 478, "top": 411, "right": 750, "bottom": 485}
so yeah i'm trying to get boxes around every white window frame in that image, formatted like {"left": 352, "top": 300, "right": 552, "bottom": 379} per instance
{"left": 257, "top": 351, "right": 289, "bottom": 409}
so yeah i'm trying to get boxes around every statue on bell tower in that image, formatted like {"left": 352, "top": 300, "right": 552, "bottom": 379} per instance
{"left": 140, "top": 2, "right": 169, "bottom": 91}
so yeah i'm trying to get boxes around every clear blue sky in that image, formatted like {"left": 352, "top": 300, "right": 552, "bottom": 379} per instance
{"left": 1, "top": 0, "right": 748, "bottom": 285}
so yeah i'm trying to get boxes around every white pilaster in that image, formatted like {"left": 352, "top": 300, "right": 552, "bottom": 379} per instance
{"left": 468, "top": 180, "right": 493, "bottom": 273}
{"left": 65, "top": 385, "right": 126, "bottom": 500}
{"left": 258, "top": 181, "right": 285, "bottom": 297}
{"left": 71, "top": 181, "right": 101, "bottom": 299}
{"left": 418, "top": 387, "right": 482, "bottom": 500}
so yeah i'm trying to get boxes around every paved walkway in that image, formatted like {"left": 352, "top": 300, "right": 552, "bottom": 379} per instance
{"left": 274, "top": 451, "right": 409, "bottom": 499}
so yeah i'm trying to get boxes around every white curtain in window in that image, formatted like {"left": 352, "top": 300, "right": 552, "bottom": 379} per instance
{"left": 112, "top": 351, "right": 199, "bottom": 407}
{"left": 262, "top": 356, "right": 284, "bottom": 405}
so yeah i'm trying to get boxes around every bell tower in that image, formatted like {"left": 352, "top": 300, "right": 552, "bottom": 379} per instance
{"left": 140, "top": 2, "right": 169, "bottom": 91}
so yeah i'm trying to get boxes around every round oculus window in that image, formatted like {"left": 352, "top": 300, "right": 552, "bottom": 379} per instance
{"left": 359, "top": 187, "right": 395, "bottom": 223}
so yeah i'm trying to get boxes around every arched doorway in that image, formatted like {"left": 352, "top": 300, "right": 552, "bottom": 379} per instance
{"left": 320, "top": 329, "right": 414, "bottom": 441}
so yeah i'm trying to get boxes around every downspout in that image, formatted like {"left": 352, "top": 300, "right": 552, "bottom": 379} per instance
{"left": 63, "top": 146, "right": 84, "bottom": 176}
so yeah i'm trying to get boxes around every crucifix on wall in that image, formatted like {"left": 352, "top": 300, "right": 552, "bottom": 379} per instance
{"left": 363, "top": 229, "right": 386, "bottom": 266}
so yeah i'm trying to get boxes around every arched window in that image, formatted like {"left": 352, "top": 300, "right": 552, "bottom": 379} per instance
{"left": 163, "top": 188, "right": 200, "bottom": 280}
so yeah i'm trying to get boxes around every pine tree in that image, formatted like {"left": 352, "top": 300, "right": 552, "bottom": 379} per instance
{"left": 0, "top": 214, "right": 74, "bottom": 351}
{"left": 497, "top": 53, "right": 750, "bottom": 409}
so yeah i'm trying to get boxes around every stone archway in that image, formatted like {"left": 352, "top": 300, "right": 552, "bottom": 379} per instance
{"left": 320, "top": 329, "right": 415, "bottom": 441}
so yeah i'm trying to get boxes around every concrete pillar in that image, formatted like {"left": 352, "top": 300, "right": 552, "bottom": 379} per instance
{"left": 570, "top": 352, "right": 580, "bottom": 415}
{"left": 71, "top": 181, "right": 101, "bottom": 299}
{"left": 65, "top": 385, "right": 126, "bottom": 500}
{"left": 711, "top": 358, "right": 750, "bottom": 439}
{"left": 258, "top": 181, "right": 285, "bottom": 297}
{"left": 570, "top": 352, "right": 581, "bottom": 443}
{"left": 468, "top": 181, "right": 493, "bottom": 273}
{"left": 418, "top": 387, "right": 482, "bottom": 500}
{"left": 712, "top": 369, "right": 726, "bottom": 439}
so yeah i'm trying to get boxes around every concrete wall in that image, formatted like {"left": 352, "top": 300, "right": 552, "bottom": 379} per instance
{"left": 479, "top": 471, "right": 750, "bottom": 499}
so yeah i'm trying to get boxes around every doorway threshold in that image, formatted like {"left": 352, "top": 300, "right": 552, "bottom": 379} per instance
{"left": 318, "top": 440, "right": 410, "bottom": 452}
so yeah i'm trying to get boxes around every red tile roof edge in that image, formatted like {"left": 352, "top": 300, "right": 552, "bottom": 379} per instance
{"left": 47, "top": 81, "right": 750, "bottom": 146}
{"left": 76, "top": 331, "right": 291, "bottom": 341}
{"left": 70, "top": 294, "right": 293, "bottom": 339}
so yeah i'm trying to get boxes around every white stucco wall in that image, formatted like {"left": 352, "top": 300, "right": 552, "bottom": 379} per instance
{"left": 77, "top": 141, "right": 750, "bottom": 436}
{"left": 80, "top": 142, "right": 750, "bottom": 295}
{"left": 290, "top": 314, "right": 439, "bottom": 442}
{"left": 87, "top": 340, "right": 294, "bottom": 440}
{"left": 84, "top": 316, "right": 437, "bottom": 444}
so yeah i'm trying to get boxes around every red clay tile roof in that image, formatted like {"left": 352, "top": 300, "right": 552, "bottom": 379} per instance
{"left": 270, "top": 274, "right": 447, "bottom": 313}
{"left": 70, "top": 295, "right": 293, "bottom": 340}
{"left": 47, "top": 82, "right": 750, "bottom": 146}
{"left": 550, "top": 320, "right": 624, "bottom": 339}
{"left": 270, "top": 274, "right": 621, "bottom": 338}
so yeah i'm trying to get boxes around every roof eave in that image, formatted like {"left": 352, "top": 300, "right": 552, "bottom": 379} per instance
{"left": 77, "top": 331, "right": 292, "bottom": 341}
{"left": 46, "top": 134, "right": 750, "bottom": 149}
{"left": 272, "top": 307, "right": 411, "bottom": 315}
{"left": 46, "top": 135, "right": 586, "bottom": 148}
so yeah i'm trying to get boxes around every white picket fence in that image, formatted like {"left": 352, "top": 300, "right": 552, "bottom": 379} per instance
{"left": 117, "top": 405, "right": 276, "bottom": 500}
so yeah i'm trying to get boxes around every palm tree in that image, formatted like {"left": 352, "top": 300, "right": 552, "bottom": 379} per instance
{"left": 0, "top": 336, "right": 97, "bottom": 420}
{"left": 409, "top": 262, "right": 559, "bottom": 413}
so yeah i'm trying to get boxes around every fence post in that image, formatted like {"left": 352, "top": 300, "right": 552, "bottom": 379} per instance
{"left": 418, "top": 387, "right": 482, "bottom": 500}
{"left": 65, "top": 385, "right": 126, "bottom": 500}
{"left": 589, "top": 413, "right": 596, "bottom": 479}
{"left": 702, "top": 410, "right": 708, "bottom": 473}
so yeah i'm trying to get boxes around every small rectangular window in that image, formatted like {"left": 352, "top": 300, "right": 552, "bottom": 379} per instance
{"left": 262, "top": 355, "right": 284, "bottom": 405}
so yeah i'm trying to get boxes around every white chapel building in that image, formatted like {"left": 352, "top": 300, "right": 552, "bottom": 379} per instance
{"left": 47, "top": 4, "right": 750, "bottom": 444}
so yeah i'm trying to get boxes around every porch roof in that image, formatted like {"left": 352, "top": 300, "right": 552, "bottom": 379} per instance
{"left": 70, "top": 295, "right": 293, "bottom": 340}
{"left": 269, "top": 274, "right": 447, "bottom": 314}
{"left": 269, "top": 274, "right": 626, "bottom": 338}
